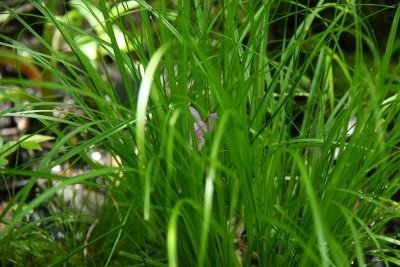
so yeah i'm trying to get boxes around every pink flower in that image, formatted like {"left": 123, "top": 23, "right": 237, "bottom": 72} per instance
{"left": 189, "top": 107, "right": 217, "bottom": 150}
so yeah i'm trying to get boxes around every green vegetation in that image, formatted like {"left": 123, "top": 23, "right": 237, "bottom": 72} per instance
{"left": 0, "top": 0, "right": 400, "bottom": 266}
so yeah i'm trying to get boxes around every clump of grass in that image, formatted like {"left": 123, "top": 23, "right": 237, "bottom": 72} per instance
{"left": 1, "top": 0, "right": 400, "bottom": 266}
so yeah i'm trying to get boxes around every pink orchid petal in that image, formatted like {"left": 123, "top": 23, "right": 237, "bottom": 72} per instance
{"left": 195, "top": 128, "right": 203, "bottom": 138}
{"left": 194, "top": 121, "right": 208, "bottom": 138}
{"left": 189, "top": 106, "right": 202, "bottom": 121}
{"left": 189, "top": 106, "right": 217, "bottom": 151}
{"left": 199, "top": 120, "right": 208, "bottom": 131}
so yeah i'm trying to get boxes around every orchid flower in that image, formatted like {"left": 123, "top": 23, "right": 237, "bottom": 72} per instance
{"left": 189, "top": 106, "right": 217, "bottom": 150}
